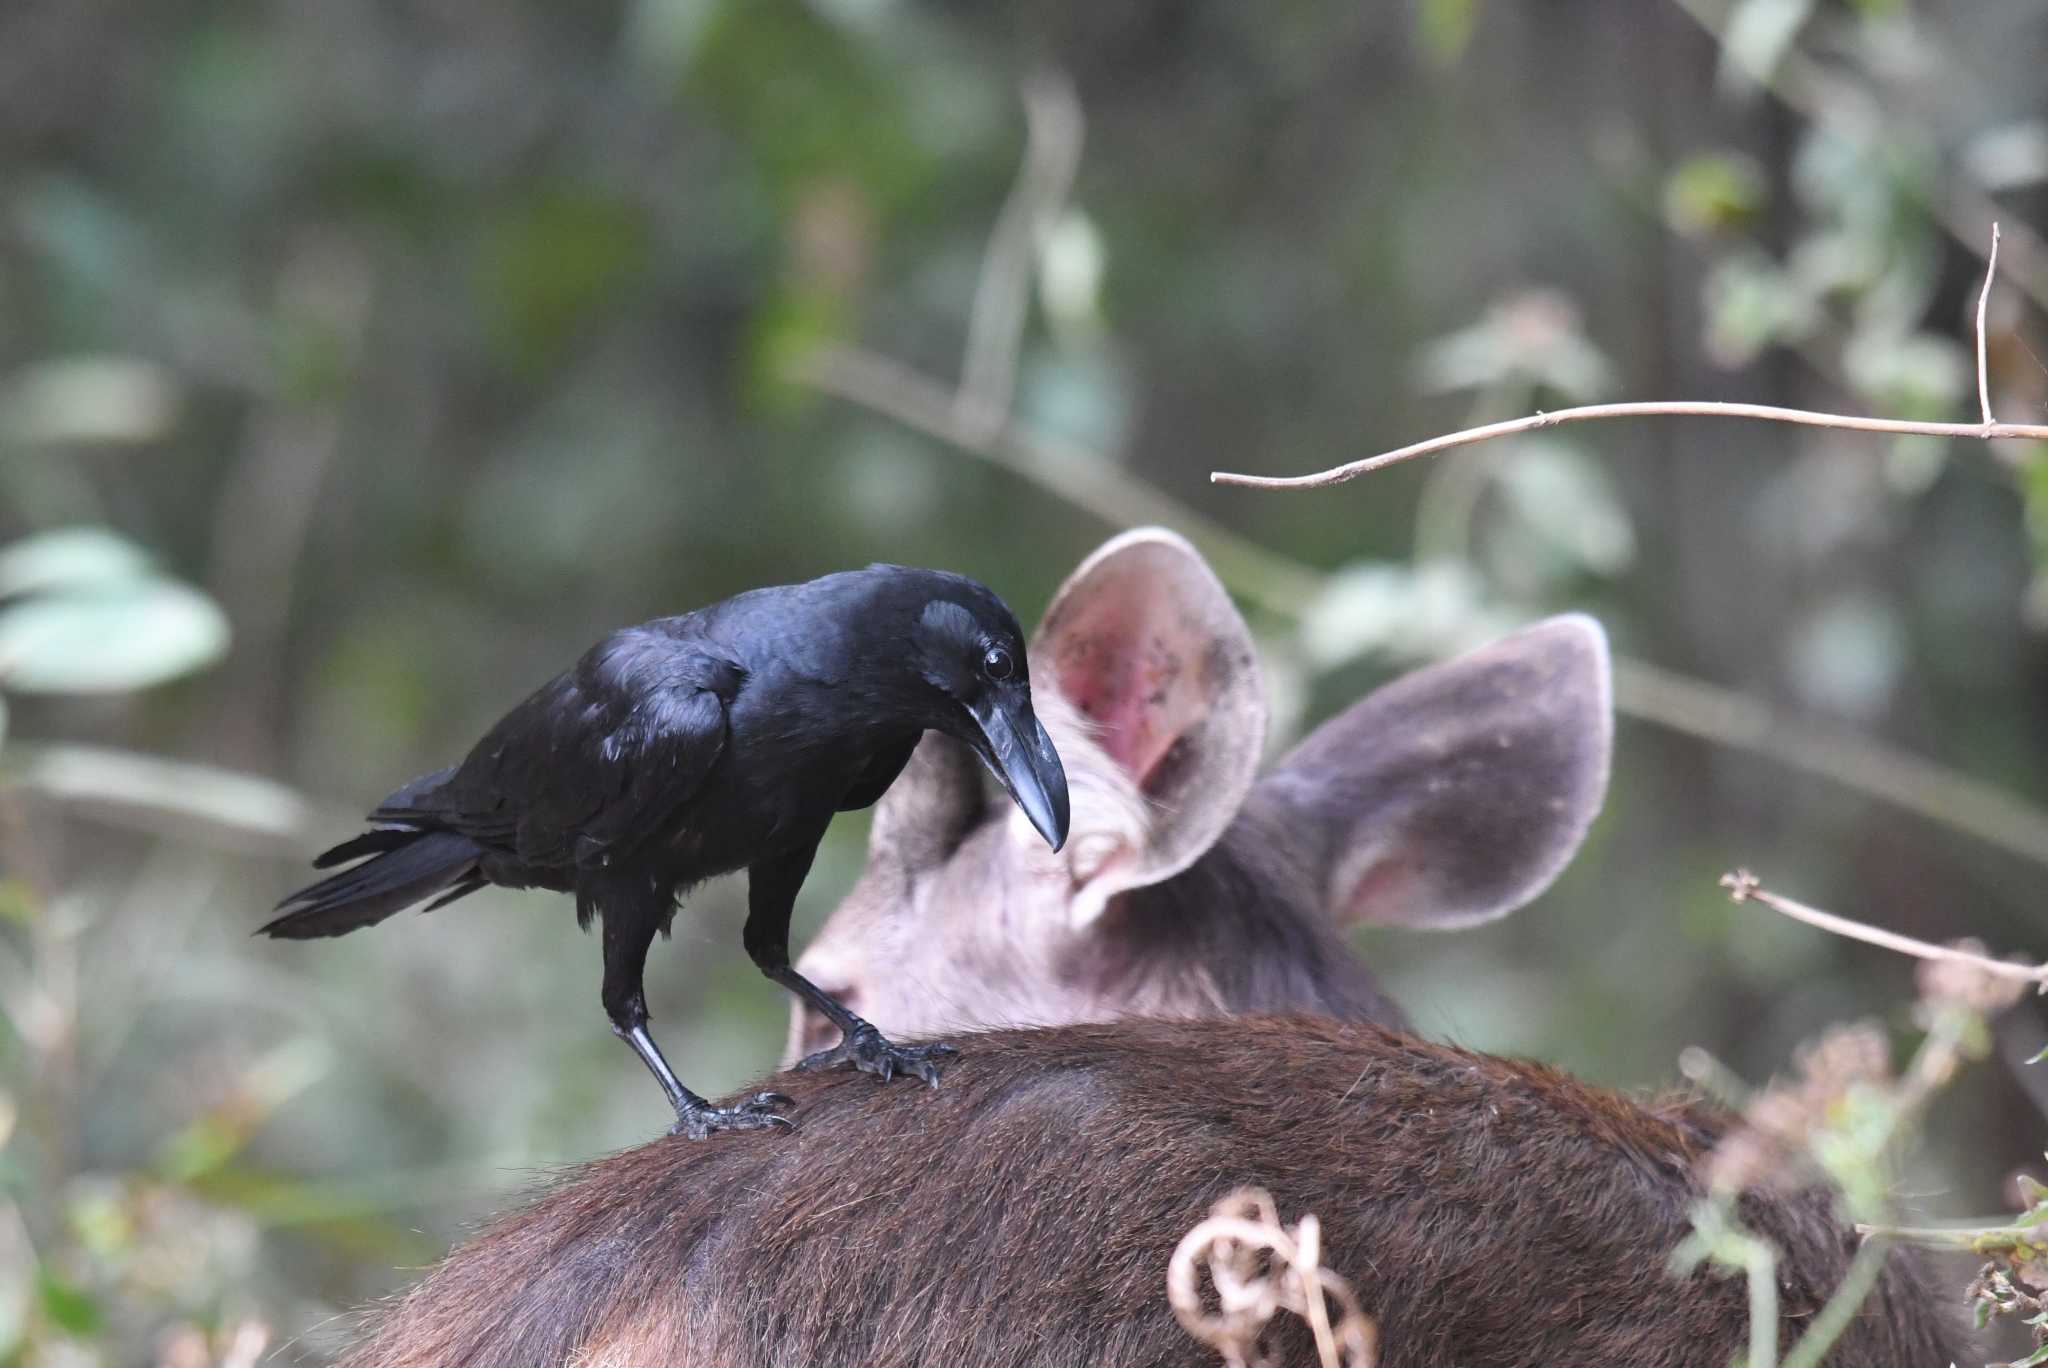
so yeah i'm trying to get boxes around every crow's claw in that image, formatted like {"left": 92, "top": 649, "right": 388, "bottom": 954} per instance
{"left": 796, "top": 1026, "right": 959, "bottom": 1088}
{"left": 671, "top": 1090, "right": 794, "bottom": 1139}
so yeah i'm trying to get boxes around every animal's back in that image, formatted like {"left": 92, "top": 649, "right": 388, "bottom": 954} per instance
{"left": 341, "top": 1017, "right": 1965, "bottom": 1368}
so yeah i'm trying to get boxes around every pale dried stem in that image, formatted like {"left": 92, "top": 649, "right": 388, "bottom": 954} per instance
{"left": 1213, "top": 220, "right": 2037, "bottom": 490}
{"left": 1616, "top": 659, "right": 2048, "bottom": 871}
{"left": 1720, "top": 869, "right": 2048, "bottom": 990}
{"left": 1979, "top": 222, "right": 2002, "bottom": 427}
{"left": 1209, "top": 401, "right": 2048, "bottom": 491}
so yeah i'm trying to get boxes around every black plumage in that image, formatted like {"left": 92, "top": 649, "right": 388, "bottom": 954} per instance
{"left": 263, "top": 566, "right": 1069, "bottom": 1137}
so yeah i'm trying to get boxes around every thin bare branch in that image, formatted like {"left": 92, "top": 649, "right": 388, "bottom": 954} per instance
{"left": 957, "top": 70, "right": 1084, "bottom": 445}
{"left": 1720, "top": 869, "right": 2048, "bottom": 990}
{"left": 1617, "top": 660, "right": 2048, "bottom": 871}
{"left": 1210, "top": 400, "right": 2048, "bottom": 490}
{"left": 1979, "top": 222, "right": 2003, "bottom": 427}
{"left": 0, "top": 742, "right": 348, "bottom": 850}
{"left": 795, "top": 345, "right": 2048, "bottom": 874}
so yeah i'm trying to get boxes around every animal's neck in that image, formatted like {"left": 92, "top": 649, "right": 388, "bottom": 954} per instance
{"left": 1087, "top": 820, "right": 1407, "bottom": 1030}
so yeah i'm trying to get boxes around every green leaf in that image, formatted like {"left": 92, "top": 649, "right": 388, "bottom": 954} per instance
{"left": 2008, "top": 1341, "right": 2048, "bottom": 1367}
{"left": 1415, "top": 0, "right": 1479, "bottom": 67}
{"left": 692, "top": 2, "right": 928, "bottom": 207}
{"left": 35, "top": 1269, "right": 102, "bottom": 1337}
{"left": 2028, "top": 1045, "right": 2047, "bottom": 1065}
{"left": 1717, "top": 0, "right": 1818, "bottom": 95}
{"left": 1841, "top": 331, "right": 1969, "bottom": 421}
{"left": 1414, "top": 293, "right": 1615, "bottom": 401}
{"left": 1298, "top": 560, "right": 1506, "bottom": 670}
{"left": 1963, "top": 121, "right": 2048, "bottom": 192}
{"left": 1491, "top": 439, "right": 1638, "bottom": 579}
{"left": 744, "top": 286, "right": 848, "bottom": 414}
{"left": 0, "top": 527, "right": 152, "bottom": 599}
{"left": 0, "top": 579, "right": 229, "bottom": 694}
{"left": 1663, "top": 153, "right": 1768, "bottom": 238}
{"left": 476, "top": 190, "right": 651, "bottom": 373}
{"left": 1702, "top": 252, "right": 1819, "bottom": 367}
{"left": 0, "top": 879, "right": 35, "bottom": 929}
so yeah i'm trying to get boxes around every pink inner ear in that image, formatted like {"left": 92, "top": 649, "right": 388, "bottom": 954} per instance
{"left": 1049, "top": 585, "right": 1209, "bottom": 791}
{"left": 1341, "top": 851, "right": 1422, "bottom": 926}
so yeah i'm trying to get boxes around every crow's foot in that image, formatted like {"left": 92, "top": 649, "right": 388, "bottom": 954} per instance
{"left": 670, "top": 1090, "right": 794, "bottom": 1140}
{"left": 796, "top": 1026, "right": 957, "bottom": 1087}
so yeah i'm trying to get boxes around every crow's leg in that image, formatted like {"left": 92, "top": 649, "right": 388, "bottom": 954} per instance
{"left": 599, "top": 897, "right": 790, "bottom": 1138}
{"left": 742, "top": 842, "right": 958, "bottom": 1089}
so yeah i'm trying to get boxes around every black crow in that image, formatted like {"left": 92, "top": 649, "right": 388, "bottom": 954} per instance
{"left": 262, "top": 566, "right": 1070, "bottom": 1137}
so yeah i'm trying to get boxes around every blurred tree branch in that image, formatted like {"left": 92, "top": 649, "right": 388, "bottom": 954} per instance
{"left": 958, "top": 70, "right": 1084, "bottom": 447}
{"left": 0, "top": 743, "right": 344, "bottom": 852}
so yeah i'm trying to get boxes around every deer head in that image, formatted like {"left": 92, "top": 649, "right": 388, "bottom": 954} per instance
{"left": 788, "top": 528, "right": 1613, "bottom": 1059}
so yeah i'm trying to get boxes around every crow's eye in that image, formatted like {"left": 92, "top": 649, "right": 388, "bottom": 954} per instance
{"left": 981, "top": 645, "right": 1016, "bottom": 681}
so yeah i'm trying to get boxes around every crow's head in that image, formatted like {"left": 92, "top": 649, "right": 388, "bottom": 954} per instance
{"left": 902, "top": 576, "right": 1069, "bottom": 854}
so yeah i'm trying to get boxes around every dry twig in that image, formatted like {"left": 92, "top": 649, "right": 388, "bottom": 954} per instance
{"left": 1168, "top": 1188, "right": 1378, "bottom": 1368}
{"left": 1209, "top": 399, "right": 2048, "bottom": 490}
{"left": 1980, "top": 223, "right": 2004, "bottom": 427}
{"left": 1212, "top": 224, "right": 2040, "bottom": 490}
{"left": 1720, "top": 869, "right": 2048, "bottom": 994}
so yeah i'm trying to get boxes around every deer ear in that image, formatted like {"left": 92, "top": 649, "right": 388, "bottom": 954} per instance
{"left": 867, "top": 732, "right": 986, "bottom": 872}
{"left": 1254, "top": 615, "right": 1612, "bottom": 930}
{"left": 1032, "top": 528, "right": 1266, "bottom": 916}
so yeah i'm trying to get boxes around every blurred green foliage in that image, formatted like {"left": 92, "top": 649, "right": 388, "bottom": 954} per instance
{"left": 0, "top": 0, "right": 2045, "bottom": 1362}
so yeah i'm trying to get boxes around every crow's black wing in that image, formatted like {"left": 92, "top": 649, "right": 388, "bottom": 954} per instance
{"left": 376, "top": 629, "right": 743, "bottom": 872}
{"left": 835, "top": 734, "right": 919, "bottom": 812}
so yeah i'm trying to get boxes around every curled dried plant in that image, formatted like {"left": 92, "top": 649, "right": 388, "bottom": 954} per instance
{"left": 1967, "top": 1261, "right": 2048, "bottom": 1365}
{"left": 1167, "top": 1188, "right": 1378, "bottom": 1368}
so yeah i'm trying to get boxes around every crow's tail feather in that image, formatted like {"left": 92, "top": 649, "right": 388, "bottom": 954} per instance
{"left": 261, "top": 829, "right": 483, "bottom": 939}
{"left": 310, "top": 826, "right": 419, "bottom": 869}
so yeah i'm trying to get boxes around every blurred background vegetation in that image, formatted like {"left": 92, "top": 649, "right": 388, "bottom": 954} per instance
{"left": 1, "top": 0, "right": 2045, "bottom": 1361}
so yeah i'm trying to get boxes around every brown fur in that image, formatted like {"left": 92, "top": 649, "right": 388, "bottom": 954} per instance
{"left": 343, "top": 1017, "right": 1965, "bottom": 1368}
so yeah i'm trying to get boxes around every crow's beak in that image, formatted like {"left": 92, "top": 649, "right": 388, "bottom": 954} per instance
{"left": 968, "top": 695, "right": 1070, "bottom": 852}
